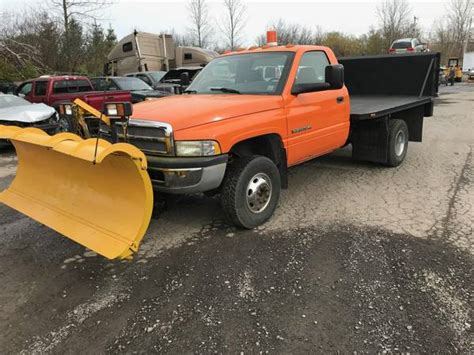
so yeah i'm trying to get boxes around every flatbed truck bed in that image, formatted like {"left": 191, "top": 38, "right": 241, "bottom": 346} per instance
{"left": 349, "top": 95, "right": 433, "bottom": 120}
{"left": 338, "top": 52, "right": 440, "bottom": 163}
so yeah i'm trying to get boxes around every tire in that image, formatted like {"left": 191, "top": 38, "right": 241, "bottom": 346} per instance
{"left": 58, "top": 116, "right": 73, "bottom": 132}
{"left": 386, "top": 119, "right": 409, "bottom": 167}
{"left": 220, "top": 155, "right": 281, "bottom": 229}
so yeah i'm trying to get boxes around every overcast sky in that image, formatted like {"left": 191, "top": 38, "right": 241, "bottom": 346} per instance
{"left": 1, "top": 0, "right": 448, "bottom": 45}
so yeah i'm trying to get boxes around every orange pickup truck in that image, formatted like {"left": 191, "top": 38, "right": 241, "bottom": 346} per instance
{"left": 104, "top": 45, "right": 440, "bottom": 228}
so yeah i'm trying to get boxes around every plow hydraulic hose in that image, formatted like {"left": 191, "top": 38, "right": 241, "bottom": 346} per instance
{"left": 0, "top": 125, "right": 154, "bottom": 260}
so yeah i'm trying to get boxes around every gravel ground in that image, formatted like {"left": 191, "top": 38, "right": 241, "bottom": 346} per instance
{"left": 0, "top": 83, "right": 472, "bottom": 353}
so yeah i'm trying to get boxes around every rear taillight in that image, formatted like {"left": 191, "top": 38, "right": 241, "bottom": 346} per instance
{"left": 407, "top": 47, "right": 414, "bottom": 52}
{"left": 389, "top": 48, "right": 396, "bottom": 53}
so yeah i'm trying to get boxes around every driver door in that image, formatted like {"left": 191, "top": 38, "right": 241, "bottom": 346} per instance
{"left": 285, "top": 51, "right": 348, "bottom": 165}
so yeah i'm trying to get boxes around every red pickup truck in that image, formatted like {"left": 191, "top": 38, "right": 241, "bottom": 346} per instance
{"left": 15, "top": 75, "right": 131, "bottom": 111}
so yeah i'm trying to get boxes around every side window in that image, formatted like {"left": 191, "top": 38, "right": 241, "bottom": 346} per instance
{"left": 53, "top": 80, "right": 68, "bottom": 94}
{"left": 90, "top": 79, "right": 101, "bottom": 90}
{"left": 106, "top": 80, "right": 119, "bottom": 90}
{"left": 34, "top": 81, "right": 48, "bottom": 96}
{"left": 76, "top": 80, "right": 93, "bottom": 92}
{"left": 96, "top": 79, "right": 106, "bottom": 91}
{"left": 67, "top": 82, "right": 79, "bottom": 93}
{"left": 294, "top": 51, "right": 329, "bottom": 85}
{"left": 184, "top": 53, "right": 193, "bottom": 60}
{"left": 137, "top": 74, "right": 152, "bottom": 85}
{"left": 18, "top": 82, "right": 33, "bottom": 96}
{"left": 122, "top": 42, "right": 133, "bottom": 52}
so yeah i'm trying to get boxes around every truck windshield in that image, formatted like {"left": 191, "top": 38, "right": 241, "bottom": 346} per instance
{"left": 187, "top": 52, "right": 294, "bottom": 95}
{"left": 149, "top": 71, "right": 166, "bottom": 82}
{"left": 114, "top": 77, "right": 153, "bottom": 91}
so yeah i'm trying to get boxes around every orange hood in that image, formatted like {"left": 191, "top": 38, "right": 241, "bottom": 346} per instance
{"left": 131, "top": 94, "right": 283, "bottom": 131}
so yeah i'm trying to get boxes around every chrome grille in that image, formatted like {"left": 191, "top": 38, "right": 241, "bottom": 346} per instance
{"left": 114, "top": 120, "right": 174, "bottom": 156}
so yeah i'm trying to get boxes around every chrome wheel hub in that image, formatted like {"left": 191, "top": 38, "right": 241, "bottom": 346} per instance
{"left": 395, "top": 130, "right": 406, "bottom": 156}
{"left": 246, "top": 173, "right": 272, "bottom": 214}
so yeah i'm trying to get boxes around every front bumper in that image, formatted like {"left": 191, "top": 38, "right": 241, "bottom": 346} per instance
{"left": 32, "top": 122, "right": 59, "bottom": 135}
{"left": 146, "top": 154, "right": 228, "bottom": 194}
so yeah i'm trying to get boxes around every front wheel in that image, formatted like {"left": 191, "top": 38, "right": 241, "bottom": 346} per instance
{"left": 385, "top": 119, "right": 409, "bottom": 167}
{"left": 220, "top": 156, "right": 281, "bottom": 229}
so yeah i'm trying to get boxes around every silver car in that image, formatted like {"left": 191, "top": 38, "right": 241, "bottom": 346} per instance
{"left": 0, "top": 94, "right": 58, "bottom": 146}
{"left": 389, "top": 38, "right": 428, "bottom": 54}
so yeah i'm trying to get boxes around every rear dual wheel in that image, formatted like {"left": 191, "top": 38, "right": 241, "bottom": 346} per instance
{"left": 221, "top": 156, "right": 281, "bottom": 229}
{"left": 386, "top": 119, "right": 409, "bottom": 167}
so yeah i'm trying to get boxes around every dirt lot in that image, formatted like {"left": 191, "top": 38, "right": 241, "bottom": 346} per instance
{"left": 0, "top": 84, "right": 472, "bottom": 353}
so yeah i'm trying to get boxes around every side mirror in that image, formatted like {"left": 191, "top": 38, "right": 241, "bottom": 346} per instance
{"left": 325, "top": 64, "right": 344, "bottom": 89}
{"left": 292, "top": 82, "right": 331, "bottom": 95}
{"left": 180, "top": 72, "right": 191, "bottom": 86}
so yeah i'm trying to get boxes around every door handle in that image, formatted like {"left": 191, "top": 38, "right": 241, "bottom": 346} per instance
{"left": 336, "top": 96, "right": 344, "bottom": 104}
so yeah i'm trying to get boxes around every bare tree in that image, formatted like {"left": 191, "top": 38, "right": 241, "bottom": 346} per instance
{"left": 49, "top": 0, "right": 111, "bottom": 32}
{"left": 187, "top": 0, "right": 212, "bottom": 48}
{"left": 0, "top": 11, "right": 53, "bottom": 78}
{"left": 447, "top": 0, "right": 473, "bottom": 58}
{"left": 48, "top": 0, "right": 111, "bottom": 71}
{"left": 221, "top": 0, "right": 246, "bottom": 50}
{"left": 430, "top": 0, "right": 472, "bottom": 62}
{"left": 376, "top": 0, "right": 412, "bottom": 48}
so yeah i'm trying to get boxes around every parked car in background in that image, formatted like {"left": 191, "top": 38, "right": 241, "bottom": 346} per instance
{"left": 154, "top": 67, "right": 203, "bottom": 94}
{"left": 91, "top": 76, "right": 172, "bottom": 103}
{"left": 125, "top": 71, "right": 167, "bottom": 89}
{"left": 468, "top": 69, "right": 474, "bottom": 81}
{"left": 0, "top": 80, "right": 17, "bottom": 94}
{"left": 15, "top": 76, "right": 131, "bottom": 111}
{"left": 389, "top": 38, "right": 428, "bottom": 54}
{"left": 0, "top": 94, "right": 59, "bottom": 146}
{"left": 439, "top": 66, "right": 448, "bottom": 86}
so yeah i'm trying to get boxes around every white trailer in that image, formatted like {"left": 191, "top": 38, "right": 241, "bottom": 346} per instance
{"left": 463, "top": 51, "right": 474, "bottom": 72}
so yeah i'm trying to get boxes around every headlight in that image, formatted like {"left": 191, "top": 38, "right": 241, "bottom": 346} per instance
{"left": 175, "top": 140, "right": 221, "bottom": 157}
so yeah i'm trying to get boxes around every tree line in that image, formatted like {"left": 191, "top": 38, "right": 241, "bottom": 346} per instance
{"left": 0, "top": 0, "right": 472, "bottom": 82}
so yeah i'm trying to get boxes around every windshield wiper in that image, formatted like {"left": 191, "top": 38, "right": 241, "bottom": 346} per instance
{"left": 184, "top": 89, "right": 198, "bottom": 94}
{"left": 210, "top": 87, "right": 241, "bottom": 94}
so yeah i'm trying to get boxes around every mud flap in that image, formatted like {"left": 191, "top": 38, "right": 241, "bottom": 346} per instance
{"left": 350, "top": 117, "right": 389, "bottom": 164}
{"left": 0, "top": 125, "right": 153, "bottom": 260}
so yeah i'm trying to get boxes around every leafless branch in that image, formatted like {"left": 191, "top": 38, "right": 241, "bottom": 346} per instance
{"left": 220, "top": 0, "right": 246, "bottom": 50}
{"left": 187, "top": 0, "right": 213, "bottom": 48}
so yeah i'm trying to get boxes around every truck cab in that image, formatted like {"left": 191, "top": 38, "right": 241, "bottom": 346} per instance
{"left": 105, "top": 45, "right": 349, "bottom": 227}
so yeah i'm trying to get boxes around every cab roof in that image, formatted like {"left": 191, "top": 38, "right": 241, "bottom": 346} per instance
{"left": 221, "top": 44, "right": 330, "bottom": 57}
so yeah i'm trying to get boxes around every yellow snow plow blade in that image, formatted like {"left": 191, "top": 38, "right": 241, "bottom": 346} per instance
{"left": 0, "top": 125, "right": 153, "bottom": 260}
